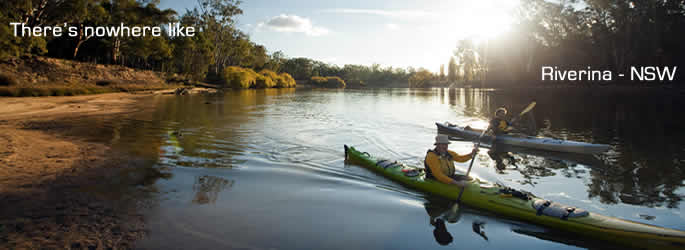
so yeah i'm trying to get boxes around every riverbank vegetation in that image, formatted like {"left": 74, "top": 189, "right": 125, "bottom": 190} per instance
{"left": 222, "top": 67, "right": 295, "bottom": 89}
{"left": 408, "top": 69, "right": 437, "bottom": 88}
{"left": 0, "top": 56, "right": 179, "bottom": 97}
{"left": 0, "top": 0, "right": 292, "bottom": 95}
{"left": 0, "top": 0, "right": 418, "bottom": 92}
{"left": 310, "top": 76, "right": 346, "bottom": 88}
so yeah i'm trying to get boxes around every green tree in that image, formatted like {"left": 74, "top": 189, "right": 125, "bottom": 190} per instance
{"left": 408, "top": 68, "right": 434, "bottom": 87}
{"left": 101, "top": 0, "right": 174, "bottom": 65}
{"left": 282, "top": 57, "right": 313, "bottom": 80}
{"left": 447, "top": 57, "right": 458, "bottom": 83}
{"left": 171, "top": 11, "right": 214, "bottom": 81}
{"left": 454, "top": 39, "right": 479, "bottom": 82}
{"left": 65, "top": 0, "right": 108, "bottom": 59}
{"left": 197, "top": 0, "right": 243, "bottom": 74}
{"left": 250, "top": 44, "right": 268, "bottom": 69}
{"left": 439, "top": 64, "right": 445, "bottom": 81}
{"left": 264, "top": 50, "right": 286, "bottom": 72}
{"left": 0, "top": 0, "right": 66, "bottom": 59}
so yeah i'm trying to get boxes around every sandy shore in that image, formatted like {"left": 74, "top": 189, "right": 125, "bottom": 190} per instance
{"left": 0, "top": 91, "right": 200, "bottom": 249}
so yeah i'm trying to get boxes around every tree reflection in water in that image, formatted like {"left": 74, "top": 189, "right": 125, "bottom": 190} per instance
{"left": 192, "top": 175, "right": 234, "bottom": 205}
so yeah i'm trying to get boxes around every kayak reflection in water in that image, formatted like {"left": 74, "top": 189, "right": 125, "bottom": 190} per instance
{"left": 432, "top": 219, "right": 453, "bottom": 245}
{"left": 425, "top": 198, "right": 457, "bottom": 245}
{"left": 486, "top": 106, "right": 535, "bottom": 173}
{"left": 424, "top": 198, "right": 489, "bottom": 245}
{"left": 487, "top": 149, "right": 519, "bottom": 173}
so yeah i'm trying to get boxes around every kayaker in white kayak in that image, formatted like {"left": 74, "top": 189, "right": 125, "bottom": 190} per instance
{"left": 424, "top": 134, "right": 478, "bottom": 187}
{"left": 489, "top": 107, "right": 517, "bottom": 136}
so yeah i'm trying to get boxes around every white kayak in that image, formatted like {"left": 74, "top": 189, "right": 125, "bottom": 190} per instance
{"left": 436, "top": 122, "right": 610, "bottom": 154}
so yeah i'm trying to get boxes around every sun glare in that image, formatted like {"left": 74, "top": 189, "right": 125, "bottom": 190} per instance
{"left": 421, "top": 0, "right": 520, "bottom": 71}
{"left": 455, "top": 0, "right": 520, "bottom": 41}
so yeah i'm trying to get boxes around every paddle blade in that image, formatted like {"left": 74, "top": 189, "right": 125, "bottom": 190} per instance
{"left": 519, "top": 101, "right": 536, "bottom": 116}
{"left": 446, "top": 202, "right": 462, "bottom": 223}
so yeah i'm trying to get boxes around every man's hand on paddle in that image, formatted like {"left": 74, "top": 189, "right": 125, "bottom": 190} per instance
{"left": 510, "top": 116, "right": 519, "bottom": 124}
{"left": 471, "top": 146, "right": 479, "bottom": 157}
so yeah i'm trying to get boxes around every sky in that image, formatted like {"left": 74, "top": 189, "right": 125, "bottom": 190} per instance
{"left": 159, "top": 0, "right": 521, "bottom": 72}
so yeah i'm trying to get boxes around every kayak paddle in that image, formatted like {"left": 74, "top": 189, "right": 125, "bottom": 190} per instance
{"left": 453, "top": 101, "right": 536, "bottom": 206}
{"left": 518, "top": 101, "right": 536, "bottom": 117}
{"left": 446, "top": 131, "right": 482, "bottom": 219}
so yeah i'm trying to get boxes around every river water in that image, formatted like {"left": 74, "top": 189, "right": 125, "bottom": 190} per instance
{"left": 75, "top": 88, "right": 684, "bottom": 249}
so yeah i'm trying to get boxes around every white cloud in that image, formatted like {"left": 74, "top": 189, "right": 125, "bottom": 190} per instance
{"left": 257, "top": 14, "right": 329, "bottom": 36}
{"left": 385, "top": 23, "right": 400, "bottom": 30}
{"left": 323, "top": 8, "right": 434, "bottom": 19}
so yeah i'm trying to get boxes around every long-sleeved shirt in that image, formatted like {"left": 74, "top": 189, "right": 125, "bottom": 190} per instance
{"left": 489, "top": 117, "right": 512, "bottom": 135}
{"left": 425, "top": 150, "right": 472, "bottom": 184}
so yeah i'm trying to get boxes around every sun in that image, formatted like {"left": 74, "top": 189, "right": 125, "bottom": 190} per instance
{"left": 455, "top": 0, "right": 520, "bottom": 41}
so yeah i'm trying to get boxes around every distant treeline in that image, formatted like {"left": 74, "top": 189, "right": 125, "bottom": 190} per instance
{"left": 281, "top": 58, "right": 414, "bottom": 88}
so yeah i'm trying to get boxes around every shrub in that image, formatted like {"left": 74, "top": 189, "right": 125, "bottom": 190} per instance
{"left": 310, "top": 76, "right": 326, "bottom": 85}
{"left": 0, "top": 87, "right": 18, "bottom": 96}
{"left": 64, "top": 88, "right": 88, "bottom": 96}
{"left": 114, "top": 86, "right": 130, "bottom": 92}
{"left": 346, "top": 79, "right": 366, "bottom": 88}
{"left": 278, "top": 73, "right": 296, "bottom": 88}
{"left": 0, "top": 73, "right": 19, "bottom": 86}
{"left": 50, "top": 88, "right": 66, "bottom": 96}
{"left": 257, "top": 69, "right": 282, "bottom": 88}
{"left": 86, "top": 87, "right": 108, "bottom": 94}
{"left": 259, "top": 69, "right": 280, "bottom": 80}
{"left": 255, "top": 74, "right": 275, "bottom": 88}
{"left": 408, "top": 69, "right": 435, "bottom": 88}
{"left": 96, "top": 80, "right": 115, "bottom": 86}
{"left": 223, "top": 66, "right": 257, "bottom": 89}
{"left": 310, "top": 76, "right": 346, "bottom": 88}
{"left": 17, "top": 88, "right": 34, "bottom": 97}
{"left": 16, "top": 87, "right": 51, "bottom": 97}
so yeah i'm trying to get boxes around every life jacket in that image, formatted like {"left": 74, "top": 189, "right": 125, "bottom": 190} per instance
{"left": 424, "top": 150, "right": 456, "bottom": 180}
{"left": 490, "top": 117, "right": 510, "bottom": 134}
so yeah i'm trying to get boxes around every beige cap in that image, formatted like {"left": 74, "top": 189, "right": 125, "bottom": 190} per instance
{"left": 434, "top": 134, "right": 451, "bottom": 145}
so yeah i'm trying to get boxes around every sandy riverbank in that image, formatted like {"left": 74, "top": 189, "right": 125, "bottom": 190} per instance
{"left": 0, "top": 91, "right": 206, "bottom": 249}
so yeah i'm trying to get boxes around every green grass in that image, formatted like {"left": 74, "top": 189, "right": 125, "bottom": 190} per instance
{"left": 0, "top": 83, "right": 177, "bottom": 97}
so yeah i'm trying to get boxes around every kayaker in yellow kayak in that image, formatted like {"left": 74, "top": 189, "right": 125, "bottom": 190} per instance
{"left": 424, "top": 134, "right": 478, "bottom": 187}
